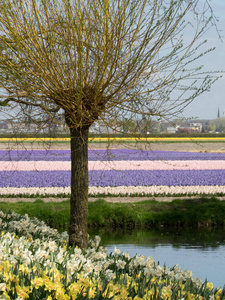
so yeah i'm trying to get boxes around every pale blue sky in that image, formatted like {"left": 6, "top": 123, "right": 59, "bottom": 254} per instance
{"left": 181, "top": 0, "right": 225, "bottom": 120}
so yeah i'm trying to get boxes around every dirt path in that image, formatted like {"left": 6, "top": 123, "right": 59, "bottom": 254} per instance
{"left": 0, "top": 141, "right": 225, "bottom": 152}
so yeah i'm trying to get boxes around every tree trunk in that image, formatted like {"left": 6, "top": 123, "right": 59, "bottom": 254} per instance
{"left": 69, "top": 126, "right": 89, "bottom": 249}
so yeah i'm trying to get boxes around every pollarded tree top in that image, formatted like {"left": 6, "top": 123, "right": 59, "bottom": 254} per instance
{"left": 0, "top": 0, "right": 220, "bottom": 131}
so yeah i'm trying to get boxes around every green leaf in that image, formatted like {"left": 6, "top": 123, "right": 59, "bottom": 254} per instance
{"left": 0, "top": 99, "right": 10, "bottom": 107}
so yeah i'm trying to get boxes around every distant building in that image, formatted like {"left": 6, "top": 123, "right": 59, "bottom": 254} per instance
{"left": 189, "top": 123, "right": 202, "bottom": 132}
{"left": 176, "top": 123, "right": 202, "bottom": 133}
{"left": 89, "top": 120, "right": 119, "bottom": 134}
{"left": 0, "top": 121, "right": 8, "bottom": 129}
{"left": 167, "top": 126, "right": 177, "bottom": 134}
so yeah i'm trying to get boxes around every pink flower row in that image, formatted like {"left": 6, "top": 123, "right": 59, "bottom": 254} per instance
{"left": 0, "top": 160, "right": 224, "bottom": 171}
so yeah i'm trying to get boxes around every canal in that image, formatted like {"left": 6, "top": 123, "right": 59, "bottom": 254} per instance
{"left": 90, "top": 227, "right": 225, "bottom": 288}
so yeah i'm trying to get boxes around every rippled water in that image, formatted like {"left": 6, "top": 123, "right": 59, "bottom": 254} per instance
{"left": 89, "top": 228, "right": 225, "bottom": 288}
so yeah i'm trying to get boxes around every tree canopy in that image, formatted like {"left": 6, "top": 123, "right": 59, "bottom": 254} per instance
{"left": 0, "top": 0, "right": 220, "bottom": 128}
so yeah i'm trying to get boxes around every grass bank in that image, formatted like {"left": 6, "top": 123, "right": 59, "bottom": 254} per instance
{"left": 0, "top": 197, "right": 225, "bottom": 230}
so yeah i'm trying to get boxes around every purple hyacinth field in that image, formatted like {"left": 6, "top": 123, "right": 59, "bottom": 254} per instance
{"left": 0, "top": 149, "right": 225, "bottom": 196}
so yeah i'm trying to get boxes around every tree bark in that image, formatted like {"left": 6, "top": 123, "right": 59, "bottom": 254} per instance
{"left": 69, "top": 126, "right": 89, "bottom": 249}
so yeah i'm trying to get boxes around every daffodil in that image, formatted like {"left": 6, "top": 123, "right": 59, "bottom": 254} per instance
{"left": 0, "top": 211, "right": 220, "bottom": 299}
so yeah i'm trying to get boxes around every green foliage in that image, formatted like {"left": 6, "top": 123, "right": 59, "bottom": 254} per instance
{"left": 0, "top": 99, "right": 9, "bottom": 106}
{"left": 1, "top": 197, "right": 225, "bottom": 230}
{"left": 0, "top": 199, "right": 71, "bottom": 229}
{"left": 209, "top": 117, "right": 225, "bottom": 132}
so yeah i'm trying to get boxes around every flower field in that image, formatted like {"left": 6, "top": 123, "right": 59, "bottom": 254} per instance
{"left": 0, "top": 149, "right": 225, "bottom": 298}
{"left": 0, "top": 149, "right": 225, "bottom": 196}
{"left": 0, "top": 211, "right": 223, "bottom": 299}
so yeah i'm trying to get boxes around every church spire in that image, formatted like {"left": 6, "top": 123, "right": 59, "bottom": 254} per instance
{"left": 217, "top": 107, "right": 220, "bottom": 118}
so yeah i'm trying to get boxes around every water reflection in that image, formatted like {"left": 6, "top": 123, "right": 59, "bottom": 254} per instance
{"left": 89, "top": 227, "right": 225, "bottom": 288}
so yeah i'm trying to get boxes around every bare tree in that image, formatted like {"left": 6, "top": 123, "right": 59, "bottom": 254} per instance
{"left": 0, "top": 0, "right": 220, "bottom": 248}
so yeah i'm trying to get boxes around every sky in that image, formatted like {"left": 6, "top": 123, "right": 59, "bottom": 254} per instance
{"left": 181, "top": 0, "right": 225, "bottom": 120}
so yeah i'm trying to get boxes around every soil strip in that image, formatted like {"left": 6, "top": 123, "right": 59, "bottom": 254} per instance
{"left": 0, "top": 196, "right": 225, "bottom": 203}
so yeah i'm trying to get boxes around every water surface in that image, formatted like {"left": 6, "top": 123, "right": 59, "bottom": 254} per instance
{"left": 89, "top": 228, "right": 225, "bottom": 288}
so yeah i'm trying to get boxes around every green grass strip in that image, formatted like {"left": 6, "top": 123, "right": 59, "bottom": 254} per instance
{"left": 0, "top": 197, "right": 225, "bottom": 231}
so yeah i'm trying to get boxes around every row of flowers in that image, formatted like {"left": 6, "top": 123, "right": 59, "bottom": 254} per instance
{"left": 2, "top": 160, "right": 225, "bottom": 171}
{"left": 0, "top": 170, "right": 225, "bottom": 188}
{"left": 0, "top": 149, "right": 225, "bottom": 196}
{"left": 0, "top": 185, "right": 225, "bottom": 197}
{"left": 0, "top": 211, "right": 223, "bottom": 299}
{"left": 1, "top": 149, "right": 225, "bottom": 161}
